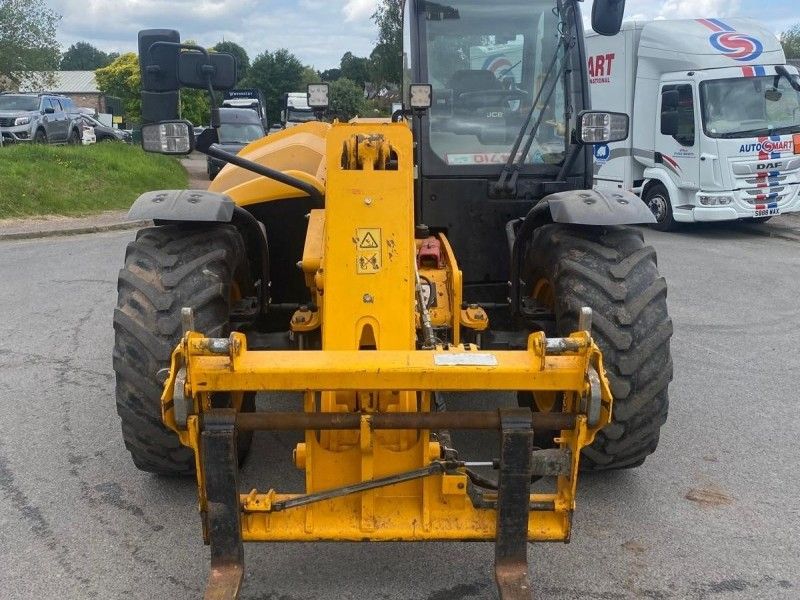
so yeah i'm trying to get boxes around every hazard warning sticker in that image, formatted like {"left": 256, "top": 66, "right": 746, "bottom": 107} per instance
{"left": 356, "top": 228, "right": 382, "bottom": 274}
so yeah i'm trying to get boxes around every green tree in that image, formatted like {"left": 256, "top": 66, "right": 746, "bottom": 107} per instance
{"left": 329, "top": 77, "right": 367, "bottom": 121}
{"left": 213, "top": 40, "right": 250, "bottom": 82}
{"left": 0, "top": 0, "right": 60, "bottom": 84}
{"left": 60, "top": 41, "right": 113, "bottom": 70}
{"left": 300, "top": 66, "right": 321, "bottom": 89}
{"left": 95, "top": 52, "right": 210, "bottom": 125}
{"left": 242, "top": 48, "right": 304, "bottom": 123}
{"left": 781, "top": 24, "right": 800, "bottom": 59}
{"left": 319, "top": 68, "right": 341, "bottom": 82}
{"left": 340, "top": 51, "right": 370, "bottom": 88}
{"left": 95, "top": 53, "right": 142, "bottom": 122}
{"left": 371, "top": 0, "right": 402, "bottom": 86}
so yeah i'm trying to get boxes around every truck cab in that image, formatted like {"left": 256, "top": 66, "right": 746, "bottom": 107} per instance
{"left": 281, "top": 92, "right": 315, "bottom": 128}
{"left": 588, "top": 19, "right": 800, "bottom": 229}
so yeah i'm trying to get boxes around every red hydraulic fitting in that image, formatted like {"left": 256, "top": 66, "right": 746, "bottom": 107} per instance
{"left": 417, "top": 236, "right": 443, "bottom": 268}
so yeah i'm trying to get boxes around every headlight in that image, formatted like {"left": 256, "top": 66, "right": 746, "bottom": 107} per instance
{"left": 14, "top": 116, "right": 31, "bottom": 126}
{"left": 698, "top": 194, "right": 733, "bottom": 206}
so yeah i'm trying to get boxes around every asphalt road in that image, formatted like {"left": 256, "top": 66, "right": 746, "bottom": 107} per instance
{"left": 1, "top": 223, "right": 799, "bottom": 600}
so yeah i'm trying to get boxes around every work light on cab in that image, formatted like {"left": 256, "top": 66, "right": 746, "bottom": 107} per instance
{"left": 578, "top": 110, "right": 629, "bottom": 144}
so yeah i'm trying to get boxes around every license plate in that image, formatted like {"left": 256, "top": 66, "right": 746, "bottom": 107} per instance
{"left": 754, "top": 207, "right": 780, "bottom": 217}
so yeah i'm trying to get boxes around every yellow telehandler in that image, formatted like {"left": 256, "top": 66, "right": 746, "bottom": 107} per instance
{"left": 113, "top": 1, "right": 672, "bottom": 597}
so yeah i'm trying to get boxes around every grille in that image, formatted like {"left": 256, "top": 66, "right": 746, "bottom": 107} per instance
{"left": 0, "top": 117, "right": 17, "bottom": 127}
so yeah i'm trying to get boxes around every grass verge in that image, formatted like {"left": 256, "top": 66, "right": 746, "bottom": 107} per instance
{"left": 0, "top": 143, "right": 188, "bottom": 218}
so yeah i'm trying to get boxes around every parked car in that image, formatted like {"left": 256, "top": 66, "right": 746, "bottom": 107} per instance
{"left": 207, "top": 108, "right": 266, "bottom": 180}
{"left": 0, "top": 93, "right": 82, "bottom": 145}
{"left": 78, "top": 115, "right": 132, "bottom": 143}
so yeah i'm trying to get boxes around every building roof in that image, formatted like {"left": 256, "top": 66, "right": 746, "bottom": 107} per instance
{"left": 16, "top": 71, "right": 100, "bottom": 94}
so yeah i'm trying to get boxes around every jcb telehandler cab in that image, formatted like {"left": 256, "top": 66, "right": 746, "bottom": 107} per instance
{"left": 113, "top": 0, "right": 672, "bottom": 597}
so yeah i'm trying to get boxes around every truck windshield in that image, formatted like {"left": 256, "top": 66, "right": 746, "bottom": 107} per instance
{"left": 700, "top": 75, "right": 800, "bottom": 138}
{"left": 420, "top": 0, "right": 567, "bottom": 166}
{"left": 0, "top": 95, "right": 39, "bottom": 111}
{"left": 287, "top": 109, "right": 315, "bottom": 122}
{"left": 218, "top": 123, "right": 264, "bottom": 144}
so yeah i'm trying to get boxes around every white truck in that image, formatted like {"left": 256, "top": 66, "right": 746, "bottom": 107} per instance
{"left": 281, "top": 92, "right": 315, "bottom": 128}
{"left": 586, "top": 18, "right": 800, "bottom": 229}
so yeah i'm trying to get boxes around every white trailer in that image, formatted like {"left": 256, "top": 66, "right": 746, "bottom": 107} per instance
{"left": 586, "top": 18, "right": 800, "bottom": 229}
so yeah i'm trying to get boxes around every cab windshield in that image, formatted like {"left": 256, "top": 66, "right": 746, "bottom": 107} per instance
{"left": 287, "top": 109, "right": 315, "bottom": 122}
{"left": 419, "top": 0, "right": 567, "bottom": 167}
{"left": 217, "top": 123, "right": 264, "bottom": 144}
{"left": 700, "top": 74, "right": 800, "bottom": 138}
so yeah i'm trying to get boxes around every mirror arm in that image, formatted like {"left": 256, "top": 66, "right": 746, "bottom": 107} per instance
{"left": 776, "top": 65, "right": 800, "bottom": 93}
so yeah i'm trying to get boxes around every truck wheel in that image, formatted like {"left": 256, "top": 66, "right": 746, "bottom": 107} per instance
{"left": 644, "top": 184, "right": 676, "bottom": 231}
{"left": 34, "top": 129, "right": 47, "bottom": 144}
{"left": 113, "top": 224, "right": 256, "bottom": 475}
{"left": 520, "top": 224, "right": 673, "bottom": 470}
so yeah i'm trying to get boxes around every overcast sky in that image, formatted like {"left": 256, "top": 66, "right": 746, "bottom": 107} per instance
{"left": 46, "top": 0, "right": 800, "bottom": 70}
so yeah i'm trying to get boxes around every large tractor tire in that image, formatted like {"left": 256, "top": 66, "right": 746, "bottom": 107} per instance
{"left": 521, "top": 224, "right": 673, "bottom": 470}
{"left": 113, "top": 224, "right": 255, "bottom": 475}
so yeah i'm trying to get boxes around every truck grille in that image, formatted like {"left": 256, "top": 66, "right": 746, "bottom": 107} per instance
{"left": 0, "top": 117, "right": 17, "bottom": 127}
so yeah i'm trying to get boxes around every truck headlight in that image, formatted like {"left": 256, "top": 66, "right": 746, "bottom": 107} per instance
{"left": 698, "top": 194, "right": 733, "bottom": 206}
{"left": 14, "top": 116, "right": 31, "bottom": 126}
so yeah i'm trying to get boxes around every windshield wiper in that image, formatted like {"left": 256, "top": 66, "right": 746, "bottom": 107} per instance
{"left": 719, "top": 124, "right": 800, "bottom": 139}
{"left": 494, "top": 1, "right": 573, "bottom": 196}
{"left": 766, "top": 125, "right": 800, "bottom": 136}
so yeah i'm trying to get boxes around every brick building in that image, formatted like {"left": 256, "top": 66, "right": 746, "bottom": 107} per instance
{"left": 15, "top": 71, "right": 107, "bottom": 114}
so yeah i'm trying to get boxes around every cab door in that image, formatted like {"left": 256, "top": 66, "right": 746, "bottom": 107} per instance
{"left": 654, "top": 83, "right": 699, "bottom": 190}
{"left": 40, "top": 98, "right": 58, "bottom": 140}
{"left": 51, "top": 98, "right": 69, "bottom": 141}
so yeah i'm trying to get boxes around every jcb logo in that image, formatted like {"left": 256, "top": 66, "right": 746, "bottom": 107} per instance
{"left": 757, "top": 162, "right": 780, "bottom": 170}
{"left": 486, "top": 111, "right": 504, "bottom": 118}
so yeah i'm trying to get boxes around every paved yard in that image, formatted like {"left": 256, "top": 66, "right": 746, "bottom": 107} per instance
{"left": 0, "top": 223, "right": 798, "bottom": 599}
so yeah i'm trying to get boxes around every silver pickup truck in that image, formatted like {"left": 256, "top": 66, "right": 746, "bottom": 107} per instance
{"left": 0, "top": 93, "right": 83, "bottom": 145}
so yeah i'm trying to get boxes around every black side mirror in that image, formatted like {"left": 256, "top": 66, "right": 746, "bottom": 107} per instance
{"left": 138, "top": 29, "right": 181, "bottom": 92}
{"left": 44, "top": 107, "right": 55, "bottom": 114}
{"left": 592, "top": 0, "right": 626, "bottom": 36}
{"left": 178, "top": 51, "right": 237, "bottom": 90}
{"left": 660, "top": 111, "right": 679, "bottom": 136}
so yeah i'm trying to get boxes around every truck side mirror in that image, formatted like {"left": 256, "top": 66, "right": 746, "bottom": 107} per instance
{"left": 591, "top": 0, "right": 626, "bottom": 36}
{"left": 660, "top": 111, "right": 679, "bottom": 136}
